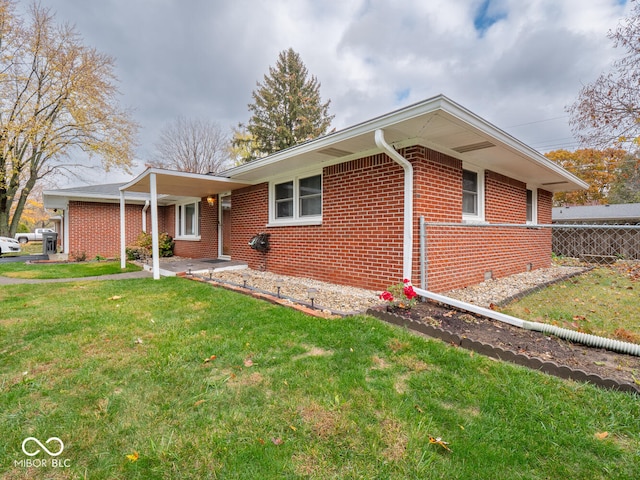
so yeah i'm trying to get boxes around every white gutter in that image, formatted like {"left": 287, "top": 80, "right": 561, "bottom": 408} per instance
{"left": 374, "top": 129, "right": 413, "bottom": 281}
{"left": 142, "top": 200, "right": 150, "bottom": 233}
{"left": 414, "top": 287, "right": 640, "bottom": 356}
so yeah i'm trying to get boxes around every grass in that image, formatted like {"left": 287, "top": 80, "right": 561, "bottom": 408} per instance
{"left": 0, "top": 260, "right": 141, "bottom": 279}
{"left": 502, "top": 267, "right": 640, "bottom": 344}
{"left": 1, "top": 277, "right": 639, "bottom": 479}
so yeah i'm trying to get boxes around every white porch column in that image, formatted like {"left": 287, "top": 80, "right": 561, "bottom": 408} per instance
{"left": 120, "top": 191, "right": 126, "bottom": 269}
{"left": 149, "top": 172, "right": 161, "bottom": 280}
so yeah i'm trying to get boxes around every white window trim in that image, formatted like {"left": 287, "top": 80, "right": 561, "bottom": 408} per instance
{"left": 526, "top": 186, "right": 538, "bottom": 225}
{"left": 175, "top": 199, "right": 201, "bottom": 240}
{"left": 462, "top": 164, "right": 485, "bottom": 223}
{"left": 267, "top": 172, "right": 323, "bottom": 227}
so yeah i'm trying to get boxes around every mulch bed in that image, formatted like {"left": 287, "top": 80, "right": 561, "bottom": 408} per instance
{"left": 368, "top": 301, "right": 640, "bottom": 394}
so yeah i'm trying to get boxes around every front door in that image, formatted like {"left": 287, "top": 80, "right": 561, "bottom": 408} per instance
{"left": 219, "top": 194, "right": 232, "bottom": 258}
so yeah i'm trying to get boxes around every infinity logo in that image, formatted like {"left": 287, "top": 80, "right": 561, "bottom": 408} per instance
{"left": 21, "top": 437, "right": 64, "bottom": 457}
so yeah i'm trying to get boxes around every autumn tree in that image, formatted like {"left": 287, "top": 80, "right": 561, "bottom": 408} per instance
{"left": 150, "top": 117, "right": 231, "bottom": 174}
{"left": 545, "top": 148, "right": 628, "bottom": 205}
{"left": 235, "top": 48, "right": 334, "bottom": 162}
{"left": 568, "top": 0, "right": 640, "bottom": 150}
{"left": 0, "top": 1, "right": 138, "bottom": 237}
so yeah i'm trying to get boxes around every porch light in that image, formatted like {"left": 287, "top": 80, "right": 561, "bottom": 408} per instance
{"left": 307, "top": 288, "right": 318, "bottom": 309}
{"left": 206, "top": 195, "right": 216, "bottom": 206}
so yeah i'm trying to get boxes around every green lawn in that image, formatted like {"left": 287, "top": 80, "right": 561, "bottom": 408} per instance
{"left": 502, "top": 268, "right": 640, "bottom": 344}
{"left": 0, "top": 260, "right": 141, "bottom": 279}
{"left": 1, "top": 277, "right": 639, "bottom": 479}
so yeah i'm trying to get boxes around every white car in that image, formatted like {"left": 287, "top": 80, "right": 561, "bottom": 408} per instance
{"left": 0, "top": 236, "right": 21, "bottom": 256}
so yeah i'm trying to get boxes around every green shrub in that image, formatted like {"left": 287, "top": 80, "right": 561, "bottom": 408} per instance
{"left": 128, "top": 232, "right": 174, "bottom": 259}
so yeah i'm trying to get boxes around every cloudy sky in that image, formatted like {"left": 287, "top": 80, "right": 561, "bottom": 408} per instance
{"left": 37, "top": 0, "right": 631, "bottom": 186}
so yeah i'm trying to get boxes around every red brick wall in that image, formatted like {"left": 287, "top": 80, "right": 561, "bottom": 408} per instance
{"left": 485, "top": 171, "right": 527, "bottom": 223}
{"left": 68, "top": 201, "right": 175, "bottom": 259}
{"left": 230, "top": 154, "right": 405, "bottom": 290}
{"left": 172, "top": 200, "right": 219, "bottom": 258}
{"left": 68, "top": 201, "right": 142, "bottom": 259}
{"left": 228, "top": 147, "right": 554, "bottom": 292}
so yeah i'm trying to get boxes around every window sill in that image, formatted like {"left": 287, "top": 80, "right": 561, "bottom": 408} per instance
{"left": 174, "top": 236, "right": 201, "bottom": 242}
{"left": 462, "top": 217, "right": 486, "bottom": 224}
{"left": 267, "top": 218, "right": 322, "bottom": 227}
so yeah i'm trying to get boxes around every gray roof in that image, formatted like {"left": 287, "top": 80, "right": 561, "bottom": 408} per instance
{"left": 553, "top": 203, "right": 640, "bottom": 222}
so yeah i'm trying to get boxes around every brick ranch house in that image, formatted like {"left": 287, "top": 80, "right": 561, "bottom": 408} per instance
{"left": 44, "top": 95, "right": 587, "bottom": 293}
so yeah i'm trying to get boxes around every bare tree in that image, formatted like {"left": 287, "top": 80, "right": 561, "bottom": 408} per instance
{"left": 568, "top": 1, "right": 640, "bottom": 151}
{"left": 151, "top": 117, "right": 231, "bottom": 174}
{"left": 0, "top": 1, "right": 138, "bottom": 237}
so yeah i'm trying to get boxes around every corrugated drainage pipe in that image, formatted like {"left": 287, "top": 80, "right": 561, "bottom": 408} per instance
{"left": 414, "top": 287, "right": 640, "bottom": 357}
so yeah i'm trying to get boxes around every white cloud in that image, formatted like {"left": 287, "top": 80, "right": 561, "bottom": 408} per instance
{"left": 34, "top": 0, "right": 634, "bottom": 184}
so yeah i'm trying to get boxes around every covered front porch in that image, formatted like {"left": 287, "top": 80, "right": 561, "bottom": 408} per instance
{"left": 140, "top": 256, "right": 248, "bottom": 277}
{"left": 119, "top": 168, "right": 252, "bottom": 279}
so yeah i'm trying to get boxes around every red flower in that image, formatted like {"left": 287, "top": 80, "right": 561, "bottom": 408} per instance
{"left": 403, "top": 285, "right": 417, "bottom": 300}
{"left": 379, "top": 291, "right": 394, "bottom": 302}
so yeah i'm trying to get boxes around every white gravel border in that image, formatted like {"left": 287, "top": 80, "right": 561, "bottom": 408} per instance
{"left": 200, "top": 265, "right": 590, "bottom": 315}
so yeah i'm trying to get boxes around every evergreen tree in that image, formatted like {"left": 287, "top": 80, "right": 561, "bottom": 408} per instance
{"left": 237, "top": 48, "right": 334, "bottom": 162}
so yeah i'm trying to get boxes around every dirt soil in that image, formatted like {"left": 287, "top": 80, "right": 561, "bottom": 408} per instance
{"left": 404, "top": 300, "right": 640, "bottom": 390}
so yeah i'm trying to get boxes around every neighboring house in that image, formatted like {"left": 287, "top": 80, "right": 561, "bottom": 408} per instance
{"left": 44, "top": 95, "right": 587, "bottom": 292}
{"left": 553, "top": 203, "right": 640, "bottom": 224}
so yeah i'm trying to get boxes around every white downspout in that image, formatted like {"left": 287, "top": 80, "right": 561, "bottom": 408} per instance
{"left": 375, "top": 129, "right": 413, "bottom": 281}
{"left": 142, "top": 200, "right": 150, "bottom": 233}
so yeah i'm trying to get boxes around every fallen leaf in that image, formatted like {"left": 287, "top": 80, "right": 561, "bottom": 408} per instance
{"left": 194, "top": 399, "right": 206, "bottom": 407}
{"left": 429, "top": 436, "right": 452, "bottom": 452}
{"left": 244, "top": 358, "right": 254, "bottom": 367}
{"left": 203, "top": 355, "right": 217, "bottom": 363}
{"left": 414, "top": 405, "right": 424, "bottom": 413}
{"left": 257, "top": 438, "right": 265, "bottom": 445}
{"left": 126, "top": 451, "right": 139, "bottom": 462}
{"left": 134, "top": 338, "right": 143, "bottom": 344}
{"left": 594, "top": 431, "right": 609, "bottom": 440}
{"left": 108, "top": 295, "right": 122, "bottom": 301}
{"left": 271, "top": 437, "right": 283, "bottom": 445}
{"left": 289, "top": 425, "right": 297, "bottom": 431}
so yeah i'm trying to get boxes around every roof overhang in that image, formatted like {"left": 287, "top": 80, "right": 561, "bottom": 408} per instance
{"left": 222, "top": 95, "right": 588, "bottom": 193}
{"left": 120, "top": 168, "right": 253, "bottom": 197}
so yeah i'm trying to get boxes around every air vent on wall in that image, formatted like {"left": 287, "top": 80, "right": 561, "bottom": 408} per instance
{"left": 452, "top": 141, "right": 495, "bottom": 153}
{"left": 318, "top": 147, "right": 353, "bottom": 157}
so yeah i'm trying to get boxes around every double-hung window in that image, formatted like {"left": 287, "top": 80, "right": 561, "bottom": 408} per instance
{"left": 176, "top": 201, "right": 200, "bottom": 239}
{"left": 462, "top": 167, "right": 484, "bottom": 222}
{"left": 270, "top": 173, "right": 322, "bottom": 225}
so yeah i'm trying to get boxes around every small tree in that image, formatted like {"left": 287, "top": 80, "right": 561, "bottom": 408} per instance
{"left": 150, "top": 117, "right": 231, "bottom": 174}
{"left": 236, "top": 48, "right": 334, "bottom": 162}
